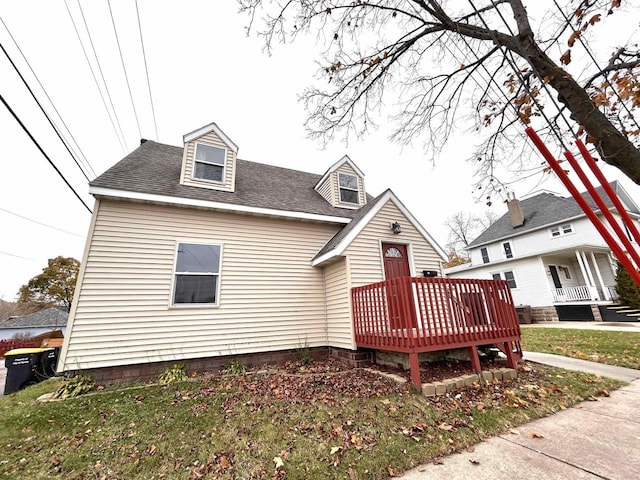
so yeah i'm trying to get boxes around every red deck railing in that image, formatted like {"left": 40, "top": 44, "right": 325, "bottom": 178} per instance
{"left": 352, "top": 277, "right": 522, "bottom": 387}
{"left": 0, "top": 338, "right": 37, "bottom": 357}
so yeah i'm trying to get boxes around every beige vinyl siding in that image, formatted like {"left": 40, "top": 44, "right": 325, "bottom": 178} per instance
{"left": 324, "top": 257, "right": 354, "bottom": 349}
{"left": 180, "top": 130, "right": 236, "bottom": 192}
{"left": 316, "top": 176, "right": 333, "bottom": 205}
{"left": 334, "top": 163, "right": 366, "bottom": 208}
{"left": 344, "top": 200, "right": 442, "bottom": 287}
{"left": 60, "top": 200, "right": 341, "bottom": 370}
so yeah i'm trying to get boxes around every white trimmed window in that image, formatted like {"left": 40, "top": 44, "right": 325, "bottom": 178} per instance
{"left": 503, "top": 242, "right": 513, "bottom": 259}
{"left": 492, "top": 271, "right": 517, "bottom": 289}
{"left": 173, "top": 243, "right": 221, "bottom": 305}
{"left": 338, "top": 173, "right": 360, "bottom": 204}
{"left": 194, "top": 143, "right": 225, "bottom": 182}
{"left": 550, "top": 223, "right": 573, "bottom": 238}
{"left": 481, "top": 247, "right": 490, "bottom": 264}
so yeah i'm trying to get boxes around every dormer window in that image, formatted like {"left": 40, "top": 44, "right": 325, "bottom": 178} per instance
{"left": 339, "top": 173, "right": 359, "bottom": 204}
{"left": 194, "top": 143, "right": 226, "bottom": 182}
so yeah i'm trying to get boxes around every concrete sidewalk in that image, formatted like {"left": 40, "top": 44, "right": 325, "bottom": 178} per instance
{"left": 401, "top": 355, "right": 640, "bottom": 479}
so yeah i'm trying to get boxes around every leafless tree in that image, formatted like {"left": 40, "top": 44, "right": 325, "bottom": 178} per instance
{"left": 444, "top": 209, "right": 497, "bottom": 255}
{"left": 240, "top": 0, "right": 640, "bottom": 199}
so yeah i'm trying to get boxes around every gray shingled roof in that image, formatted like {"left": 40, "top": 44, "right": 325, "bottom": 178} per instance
{"left": 0, "top": 308, "right": 68, "bottom": 329}
{"left": 468, "top": 181, "right": 636, "bottom": 247}
{"left": 312, "top": 189, "right": 389, "bottom": 261}
{"left": 91, "top": 140, "right": 372, "bottom": 219}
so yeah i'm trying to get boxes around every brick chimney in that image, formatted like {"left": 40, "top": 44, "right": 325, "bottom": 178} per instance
{"left": 507, "top": 196, "right": 525, "bottom": 228}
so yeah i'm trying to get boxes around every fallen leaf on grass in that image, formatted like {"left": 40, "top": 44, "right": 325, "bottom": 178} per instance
{"left": 466, "top": 446, "right": 475, "bottom": 453}
{"left": 528, "top": 432, "right": 544, "bottom": 439}
{"left": 330, "top": 446, "right": 341, "bottom": 455}
{"left": 437, "top": 423, "right": 453, "bottom": 431}
{"left": 598, "top": 389, "right": 610, "bottom": 397}
{"left": 509, "top": 428, "right": 520, "bottom": 435}
{"left": 387, "top": 465, "right": 396, "bottom": 476}
{"left": 273, "top": 456, "right": 284, "bottom": 469}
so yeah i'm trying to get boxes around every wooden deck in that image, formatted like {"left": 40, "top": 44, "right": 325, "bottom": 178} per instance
{"left": 351, "top": 277, "right": 522, "bottom": 388}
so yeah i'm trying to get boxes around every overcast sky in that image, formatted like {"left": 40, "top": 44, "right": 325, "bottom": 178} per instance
{"left": 1, "top": 1, "right": 638, "bottom": 301}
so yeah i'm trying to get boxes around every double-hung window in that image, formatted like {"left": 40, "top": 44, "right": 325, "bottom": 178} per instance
{"left": 550, "top": 223, "right": 573, "bottom": 238}
{"left": 480, "top": 247, "right": 490, "bottom": 264}
{"left": 492, "top": 271, "right": 517, "bottom": 289}
{"left": 194, "top": 143, "right": 225, "bottom": 182}
{"left": 338, "top": 173, "right": 360, "bottom": 204}
{"left": 503, "top": 242, "right": 513, "bottom": 259}
{"left": 173, "top": 243, "right": 221, "bottom": 305}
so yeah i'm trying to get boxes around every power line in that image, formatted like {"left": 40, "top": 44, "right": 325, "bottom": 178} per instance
{"left": 0, "top": 15, "right": 97, "bottom": 178}
{"left": 0, "top": 207, "right": 84, "bottom": 238}
{"left": 76, "top": 0, "right": 129, "bottom": 150}
{"left": 0, "top": 93, "right": 93, "bottom": 214}
{"left": 0, "top": 40, "right": 91, "bottom": 182}
{"left": 0, "top": 250, "right": 40, "bottom": 262}
{"left": 107, "top": 0, "right": 142, "bottom": 139}
{"left": 135, "top": 0, "right": 158, "bottom": 141}
{"left": 64, "top": 0, "right": 126, "bottom": 153}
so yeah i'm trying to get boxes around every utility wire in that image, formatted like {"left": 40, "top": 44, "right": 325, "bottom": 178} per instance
{"left": 0, "top": 250, "right": 40, "bottom": 262}
{"left": 0, "top": 41, "right": 91, "bottom": 182}
{"left": 0, "top": 15, "right": 97, "bottom": 178}
{"left": 467, "top": 0, "right": 573, "bottom": 151}
{"left": 551, "top": 0, "right": 640, "bottom": 133}
{"left": 107, "top": 0, "right": 142, "bottom": 139}
{"left": 0, "top": 93, "right": 92, "bottom": 214}
{"left": 0, "top": 207, "right": 84, "bottom": 238}
{"left": 77, "top": 0, "right": 128, "bottom": 150}
{"left": 64, "top": 0, "right": 126, "bottom": 153}
{"left": 135, "top": 0, "right": 158, "bottom": 141}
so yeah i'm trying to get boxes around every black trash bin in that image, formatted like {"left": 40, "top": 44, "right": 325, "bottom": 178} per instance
{"left": 3, "top": 348, "right": 53, "bottom": 395}
{"left": 41, "top": 347, "right": 60, "bottom": 377}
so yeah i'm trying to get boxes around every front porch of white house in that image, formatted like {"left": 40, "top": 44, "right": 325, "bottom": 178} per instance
{"left": 541, "top": 248, "right": 618, "bottom": 304}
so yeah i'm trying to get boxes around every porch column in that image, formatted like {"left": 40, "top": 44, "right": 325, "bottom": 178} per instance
{"left": 590, "top": 252, "right": 610, "bottom": 300}
{"left": 581, "top": 251, "right": 599, "bottom": 300}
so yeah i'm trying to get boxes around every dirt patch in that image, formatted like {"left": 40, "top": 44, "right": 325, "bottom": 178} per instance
{"left": 366, "top": 357, "right": 510, "bottom": 383}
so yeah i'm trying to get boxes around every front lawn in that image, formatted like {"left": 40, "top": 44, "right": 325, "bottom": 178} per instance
{"left": 0, "top": 360, "right": 622, "bottom": 479}
{"left": 521, "top": 327, "right": 640, "bottom": 370}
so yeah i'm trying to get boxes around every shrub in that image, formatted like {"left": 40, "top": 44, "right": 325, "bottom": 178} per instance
{"left": 615, "top": 261, "right": 640, "bottom": 308}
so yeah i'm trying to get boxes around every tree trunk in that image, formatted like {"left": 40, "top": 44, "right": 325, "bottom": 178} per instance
{"left": 519, "top": 37, "right": 640, "bottom": 184}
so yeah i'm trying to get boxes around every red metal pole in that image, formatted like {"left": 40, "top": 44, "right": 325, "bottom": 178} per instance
{"left": 576, "top": 139, "right": 640, "bottom": 246}
{"left": 562, "top": 150, "right": 640, "bottom": 269}
{"left": 525, "top": 127, "right": 640, "bottom": 288}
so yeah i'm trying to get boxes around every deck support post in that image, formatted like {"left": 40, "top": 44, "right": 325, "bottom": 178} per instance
{"left": 502, "top": 341, "right": 517, "bottom": 370}
{"left": 408, "top": 352, "right": 421, "bottom": 390}
{"left": 468, "top": 346, "right": 481, "bottom": 373}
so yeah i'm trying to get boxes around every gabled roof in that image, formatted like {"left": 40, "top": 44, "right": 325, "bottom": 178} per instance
{"left": 312, "top": 189, "right": 448, "bottom": 266}
{"left": 314, "top": 155, "right": 365, "bottom": 190}
{"left": 0, "top": 307, "right": 68, "bottom": 329}
{"left": 90, "top": 141, "right": 371, "bottom": 222}
{"left": 183, "top": 122, "right": 238, "bottom": 152}
{"left": 468, "top": 181, "right": 639, "bottom": 248}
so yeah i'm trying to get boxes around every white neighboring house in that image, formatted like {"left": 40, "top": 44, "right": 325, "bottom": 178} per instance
{"left": 445, "top": 182, "right": 640, "bottom": 322}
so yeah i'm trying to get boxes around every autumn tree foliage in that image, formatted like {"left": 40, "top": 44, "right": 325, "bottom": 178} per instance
{"left": 18, "top": 256, "right": 80, "bottom": 312}
{"left": 241, "top": 0, "right": 640, "bottom": 199}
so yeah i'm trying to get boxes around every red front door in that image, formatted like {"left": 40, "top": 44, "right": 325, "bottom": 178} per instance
{"left": 382, "top": 243, "right": 417, "bottom": 329}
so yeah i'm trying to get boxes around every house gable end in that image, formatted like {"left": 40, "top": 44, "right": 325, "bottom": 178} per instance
{"left": 312, "top": 190, "right": 447, "bottom": 266}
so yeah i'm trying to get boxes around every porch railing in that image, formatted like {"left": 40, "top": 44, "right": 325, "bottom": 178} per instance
{"left": 351, "top": 277, "right": 521, "bottom": 352}
{"left": 552, "top": 285, "right": 619, "bottom": 302}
